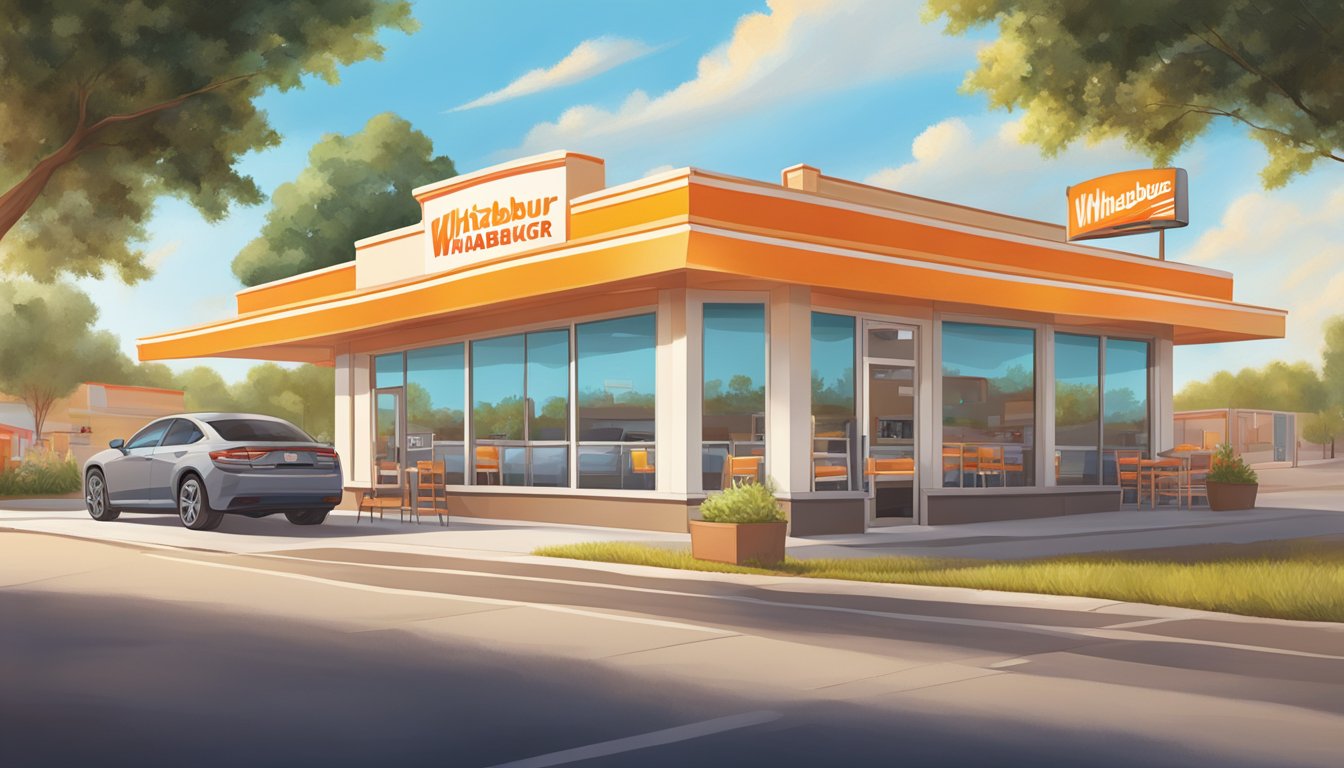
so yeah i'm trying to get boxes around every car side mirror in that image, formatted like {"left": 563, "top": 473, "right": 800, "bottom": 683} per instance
{"left": 110, "top": 438, "right": 126, "bottom": 454}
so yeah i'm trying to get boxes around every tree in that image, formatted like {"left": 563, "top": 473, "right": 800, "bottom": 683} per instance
{"left": 230, "top": 364, "right": 335, "bottom": 442}
{"left": 232, "top": 113, "right": 456, "bottom": 286}
{"left": 1322, "top": 315, "right": 1344, "bottom": 409}
{"left": 1300, "top": 409, "right": 1343, "bottom": 459}
{"left": 0, "top": 1, "right": 415, "bottom": 282}
{"left": 1174, "top": 361, "right": 1327, "bottom": 412}
{"left": 928, "top": 1, "right": 1344, "bottom": 187}
{"left": 0, "top": 280, "right": 124, "bottom": 443}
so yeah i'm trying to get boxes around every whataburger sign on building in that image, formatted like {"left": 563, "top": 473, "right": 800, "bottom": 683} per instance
{"left": 422, "top": 162, "right": 568, "bottom": 272}
{"left": 1067, "top": 168, "right": 1189, "bottom": 242}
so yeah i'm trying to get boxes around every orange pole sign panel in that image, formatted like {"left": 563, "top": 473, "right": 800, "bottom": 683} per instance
{"left": 1067, "top": 168, "right": 1188, "bottom": 241}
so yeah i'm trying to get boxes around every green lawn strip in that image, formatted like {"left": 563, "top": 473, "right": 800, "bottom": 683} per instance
{"left": 532, "top": 540, "right": 1344, "bottom": 623}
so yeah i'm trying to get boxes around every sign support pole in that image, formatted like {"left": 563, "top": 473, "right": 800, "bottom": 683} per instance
{"left": 1159, "top": 229, "right": 1165, "bottom": 261}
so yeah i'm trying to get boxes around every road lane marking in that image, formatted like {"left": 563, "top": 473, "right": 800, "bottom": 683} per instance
{"left": 241, "top": 551, "right": 1344, "bottom": 663}
{"left": 143, "top": 554, "right": 733, "bottom": 636}
{"left": 483, "top": 710, "right": 782, "bottom": 767}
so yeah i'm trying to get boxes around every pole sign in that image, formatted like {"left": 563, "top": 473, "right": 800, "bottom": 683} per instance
{"left": 1067, "top": 168, "right": 1188, "bottom": 241}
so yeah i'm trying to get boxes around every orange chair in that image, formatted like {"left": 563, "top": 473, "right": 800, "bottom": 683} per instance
{"left": 475, "top": 445, "right": 500, "bottom": 485}
{"left": 1173, "top": 443, "right": 1201, "bottom": 452}
{"left": 356, "top": 483, "right": 408, "bottom": 523}
{"left": 974, "top": 445, "right": 1006, "bottom": 487}
{"left": 631, "top": 448, "right": 655, "bottom": 475}
{"left": 412, "top": 460, "right": 449, "bottom": 526}
{"left": 865, "top": 457, "right": 914, "bottom": 477}
{"left": 942, "top": 444, "right": 967, "bottom": 486}
{"left": 1113, "top": 450, "right": 1142, "bottom": 503}
{"left": 722, "top": 455, "right": 763, "bottom": 486}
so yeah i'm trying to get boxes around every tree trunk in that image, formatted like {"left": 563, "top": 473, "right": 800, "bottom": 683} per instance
{"left": 0, "top": 134, "right": 84, "bottom": 244}
{"left": 27, "top": 392, "right": 55, "bottom": 450}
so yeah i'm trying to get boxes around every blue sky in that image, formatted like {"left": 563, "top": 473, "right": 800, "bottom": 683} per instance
{"left": 79, "top": 0, "right": 1344, "bottom": 390}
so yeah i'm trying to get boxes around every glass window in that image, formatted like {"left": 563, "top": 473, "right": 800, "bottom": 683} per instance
{"left": 811, "top": 313, "right": 856, "bottom": 490}
{"left": 161, "top": 419, "right": 205, "bottom": 447}
{"left": 407, "top": 344, "right": 466, "bottom": 484}
{"left": 209, "top": 419, "right": 314, "bottom": 443}
{"left": 374, "top": 353, "right": 404, "bottom": 389}
{"left": 577, "top": 314, "right": 656, "bottom": 490}
{"left": 1104, "top": 338, "right": 1150, "bottom": 452}
{"left": 471, "top": 331, "right": 569, "bottom": 487}
{"left": 526, "top": 330, "right": 570, "bottom": 487}
{"left": 702, "top": 303, "right": 766, "bottom": 490}
{"left": 941, "top": 322, "right": 1036, "bottom": 487}
{"left": 126, "top": 420, "right": 172, "bottom": 450}
{"left": 1054, "top": 333, "right": 1100, "bottom": 485}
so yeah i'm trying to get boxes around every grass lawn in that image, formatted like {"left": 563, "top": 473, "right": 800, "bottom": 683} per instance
{"left": 534, "top": 536, "right": 1344, "bottom": 623}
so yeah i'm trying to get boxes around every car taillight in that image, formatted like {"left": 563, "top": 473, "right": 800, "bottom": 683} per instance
{"left": 313, "top": 447, "right": 338, "bottom": 459}
{"left": 210, "top": 447, "right": 270, "bottom": 464}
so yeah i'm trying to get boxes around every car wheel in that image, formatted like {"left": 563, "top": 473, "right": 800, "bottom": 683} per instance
{"left": 85, "top": 469, "right": 120, "bottom": 522}
{"left": 284, "top": 508, "right": 329, "bottom": 526}
{"left": 177, "top": 474, "right": 223, "bottom": 531}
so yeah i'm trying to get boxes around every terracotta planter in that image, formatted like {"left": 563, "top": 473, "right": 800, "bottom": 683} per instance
{"left": 689, "top": 520, "right": 787, "bottom": 567}
{"left": 1206, "top": 481, "right": 1258, "bottom": 511}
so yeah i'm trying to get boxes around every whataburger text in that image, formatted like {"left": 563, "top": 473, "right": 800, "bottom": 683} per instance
{"left": 1072, "top": 178, "right": 1174, "bottom": 229}
{"left": 429, "top": 194, "right": 560, "bottom": 257}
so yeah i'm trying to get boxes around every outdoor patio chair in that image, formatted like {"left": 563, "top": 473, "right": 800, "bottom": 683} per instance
{"left": 356, "top": 481, "right": 408, "bottom": 523}
{"left": 475, "top": 445, "right": 500, "bottom": 485}
{"left": 722, "top": 455, "right": 763, "bottom": 487}
{"left": 412, "top": 460, "right": 449, "bottom": 526}
{"left": 1113, "top": 450, "right": 1143, "bottom": 503}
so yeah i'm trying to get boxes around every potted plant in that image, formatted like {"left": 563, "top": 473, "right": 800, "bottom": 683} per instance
{"left": 1205, "top": 443, "right": 1259, "bottom": 511}
{"left": 690, "top": 478, "right": 787, "bottom": 566}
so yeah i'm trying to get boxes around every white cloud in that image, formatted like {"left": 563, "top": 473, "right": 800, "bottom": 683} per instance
{"left": 143, "top": 240, "right": 181, "bottom": 271}
{"left": 452, "top": 37, "right": 656, "bottom": 112}
{"left": 1182, "top": 185, "right": 1344, "bottom": 367}
{"left": 642, "top": 164, "right": 678, "bottom": 177}
{"left": 514, "top": 0, "right": 970, "bottom": 154}
{"left": 864, "top": 117, "right": 1145, "bottom": 221}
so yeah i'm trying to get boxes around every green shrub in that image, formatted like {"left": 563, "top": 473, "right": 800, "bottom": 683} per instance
{"left": 1207, "top": 443, "right": 1258, "bottom": 485}
{"left": 0, "top": 450, "right": 81, "bottom": 497}
{"left": 699, "top": 477, "right": 785, "bottom": 523}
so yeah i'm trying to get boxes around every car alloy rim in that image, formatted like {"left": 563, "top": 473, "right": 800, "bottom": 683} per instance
{"left": 179, "top": 480, "right": 200, "bottom": 525}
{"left": 87, "top": 475, "right": 104, "bottom": 517}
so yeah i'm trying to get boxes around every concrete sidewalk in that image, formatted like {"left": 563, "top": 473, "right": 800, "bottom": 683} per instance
{"left": 4, "top": 482, "right": 1342, "bottom": 563}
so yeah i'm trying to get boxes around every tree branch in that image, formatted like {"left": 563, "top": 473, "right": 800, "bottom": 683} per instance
{"left": 1148, "top": 101, "right": 1344, "bottom": 163}
{"left": 1194, "top": 24, "right": 1324, "bottom": 126}
{"left": 82, "top": 72, "right": 255, "bottom": 138}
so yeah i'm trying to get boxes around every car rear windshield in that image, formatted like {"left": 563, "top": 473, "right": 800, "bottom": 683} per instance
{"left": 208, "top": 419, "right": 314, "bottom": 443}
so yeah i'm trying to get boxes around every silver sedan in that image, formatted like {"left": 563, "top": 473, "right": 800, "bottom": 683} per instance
{"left": 83, "top": 413, "right": 343, "bottom": 530}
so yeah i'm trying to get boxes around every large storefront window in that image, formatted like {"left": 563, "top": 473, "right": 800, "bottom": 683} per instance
{"left": 576, "top": 314, "right": 656, "bottom": 489}
{"left": 1052, "top": 333, "right": 1150, "bottom": 486}
{"left": 811, "top": 312, "right": 856, "bottom": 490}
{"left": 472, "top": 332, "right": 570, "bottom": 487}
{"left": 702, "top": 303, "right": 766, "bottom": 490}
{"left": 406, "top": 344, "right": 465, "bottom": 484}
{"left": 941, "top": 322, "right": 1036, "bottom": 487}
{"left": 1104, "top": 338, "right": 1150, "bottom": 453}
{"left": 1054, "top": 333, "right": 1100, "bottom": 485}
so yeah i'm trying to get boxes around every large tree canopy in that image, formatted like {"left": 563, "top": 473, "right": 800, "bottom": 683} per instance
{"left": 232, "top": 113, "right": 456, "bottom": 286}
{"left": 927, "top": 1, "right": 1344, "bottom": 187}
{"left": 0, "top": 0, "right": 415, "bottom": 283}
{"left": 0, "top": 280, "right": 125, "bottom": 442}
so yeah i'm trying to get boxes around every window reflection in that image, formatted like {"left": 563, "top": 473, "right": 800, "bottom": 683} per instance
{"left": 702, "top": 304, "right": 766, "bottom": 490}
{"left": 577, "top": 314, "right": 656, "bottom": 489}
{"left": 941, "top": 322, "right": 1036, "bottom": 487}
{"left": 811, "top": 312, "right": 855, "bottom": 490}
{"left": 1104, "top": 338, "right": 1149, "bottom": 452}
{"left": 1054, "top": 333, "right": 1100, "bottom": 485}
{"left": 406, "top": 344, "right": 465, "bottom": 484}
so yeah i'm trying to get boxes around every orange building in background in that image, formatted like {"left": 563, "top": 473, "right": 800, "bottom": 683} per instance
{"left": 138, "top": 151, "right": 1284, "bottom": 533}
{"left": 0, "top": 383, "right": 185, "bottom": 466}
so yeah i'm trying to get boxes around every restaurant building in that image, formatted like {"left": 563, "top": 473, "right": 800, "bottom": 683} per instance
{"left": 138, "top": 151, "right": 1284, "bottom": 533}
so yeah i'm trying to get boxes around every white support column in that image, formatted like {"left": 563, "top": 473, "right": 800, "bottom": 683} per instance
{"left": 333, "top": 346, "right": 354, "bottom": 486}
{"left": 351, "top": 353, "right": 372, "bottom": 484}
{"left": 1153, "top": 335, "right": 1175, "bottom": 452}
{"left": 766, "top": 285, "right": 812, "bottom": 495}
{"left": 1039, "top": 325, "right": 1055, "bottom": 487}
{"left": 656, "top": 288, "right": 692, "bottom": 495}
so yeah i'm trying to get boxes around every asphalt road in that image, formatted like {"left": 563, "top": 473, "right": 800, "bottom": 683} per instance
{"left": 2, "top": 527, "right": 1341, "bottom": 767}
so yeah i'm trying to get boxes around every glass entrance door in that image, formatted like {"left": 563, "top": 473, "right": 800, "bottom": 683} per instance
{"left": 863, "top": 324, "right": 918, "bottom": 525}
{"left": 374, "top": 387, "right": 404, "bottom": 488}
